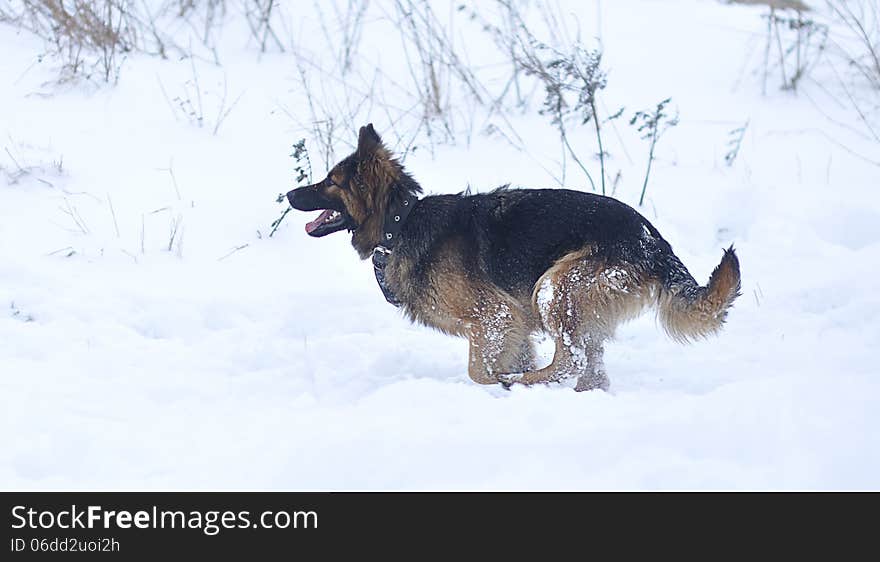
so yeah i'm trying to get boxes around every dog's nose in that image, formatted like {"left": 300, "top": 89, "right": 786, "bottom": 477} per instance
{"left": 286, "top": 189, "right": 298, "bottom": 208}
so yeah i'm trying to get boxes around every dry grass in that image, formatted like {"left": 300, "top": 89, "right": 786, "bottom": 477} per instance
{"left": 728, "top": 0, "right": 811, "bottom": 11}
{"left": 0, "top": 0, "right": 141, "bottom": 83}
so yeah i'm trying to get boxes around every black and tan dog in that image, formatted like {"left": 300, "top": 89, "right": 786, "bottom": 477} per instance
{"left": 287, "top": 124, "right": 741, "bottom": 391}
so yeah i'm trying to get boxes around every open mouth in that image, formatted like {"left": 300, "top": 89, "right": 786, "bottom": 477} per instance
{"left": 305, "top": 209, "right": 351, "bottom": 237}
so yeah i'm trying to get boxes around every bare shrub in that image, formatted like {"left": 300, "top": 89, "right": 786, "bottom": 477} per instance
{"left": 630, "top": 98, "right": 679, "bottom": 206}
{"left": 158, "top": 57, "right": 244, "bottom": 136}
{"left": 269, "top": 1, "right": 493, "bottom": 163}
{"left": 0, "top": 0, "right": 142, "bottom": 83}
{"left": 386, "top": 0, "right": 492, "bottom": 150}
{"left": 824, "top": 0, "right": 880, "bottom": 142}
{"left": 464, "top": 0, "right": 623, "bottom": 192}
{"left": 281, "top": 56, "right": 351, "bottom": 168}
{"left": 825, "top": 0, "right": 880, "bottom": 90}
{"left": 0, "top": 0, "right": 235, "bottom": 82}
{"left": 314, "top": 0, "right": 367, "bottom": 75}
{"left": 165, "top": 0, "right": 227, "bottom": 61}
{"left": 0, "top": 138, "right": 65, "bottom": 186}
{"left": 730, "top": 1, "right": 878, "bottom": 161}
{"left": 241, "top": 0, "right": 284, "bottom": 53}
{"left": 756, "top": 6, "right": 829, "bottom": 93}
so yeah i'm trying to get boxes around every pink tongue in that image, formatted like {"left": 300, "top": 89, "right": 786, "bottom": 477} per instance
{"left": 305, "top": 210, "right": 335, "bottom": 233}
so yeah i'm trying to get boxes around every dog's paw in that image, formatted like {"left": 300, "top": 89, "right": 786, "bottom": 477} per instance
{"left": 497, "top": 372, "right": 523, "bottom": 389}
{"left": 574, "top": 374, "right": 610, "bottom": 393}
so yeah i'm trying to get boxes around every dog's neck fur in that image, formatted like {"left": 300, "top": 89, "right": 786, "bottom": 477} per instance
{"left": 351, "top": 171, "right": 422, "bottom": 259}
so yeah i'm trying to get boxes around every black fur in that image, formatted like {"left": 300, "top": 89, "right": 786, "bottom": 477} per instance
{"left": 394, "top": 186, "right": 686, "bottom": 299}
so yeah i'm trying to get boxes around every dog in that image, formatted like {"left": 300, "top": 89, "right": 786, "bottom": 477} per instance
{"left": 287, "top": 124, "right": 741, "bottom": 391}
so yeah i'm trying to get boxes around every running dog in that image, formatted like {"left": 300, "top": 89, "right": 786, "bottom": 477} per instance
{"left": 286, "top": 124, "right": 741, "bottom": 391}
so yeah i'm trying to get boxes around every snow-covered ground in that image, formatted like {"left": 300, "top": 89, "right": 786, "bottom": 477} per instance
{"left": 1, "top": 0, "right": 878, "bottom": 489}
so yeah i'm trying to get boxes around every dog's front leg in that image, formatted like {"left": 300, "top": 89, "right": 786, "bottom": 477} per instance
{"left": 467, "top": 336, "right": 503, "bottom": 384}
{"left": 466, "top": 302, "right": 531, "bottom": 385}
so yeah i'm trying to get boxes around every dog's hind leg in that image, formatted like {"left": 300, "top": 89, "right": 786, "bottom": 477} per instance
{"left": 573, "top": 333, "right": 609, "bottom": 392}
{"left": 503, "top": 332, "right": 608, "bottom": 390}
{"left": 504, "top": 250, "right": 653, "bottom": 391}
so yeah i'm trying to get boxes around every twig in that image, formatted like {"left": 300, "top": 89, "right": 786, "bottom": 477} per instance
{"left": 46, "top": 246, "right": 75, "bottom": 256}
{"left": 212, "top": 76, "right": 245, "bottom": 136}
{"left": 218, "top": 244, "right": 249, "bottom": 261}
{"left": 4, "top": 147, "right": 24, "bottom": 172}
{"left": 59, "top": 198, "right": 90, "bottom": 234}
{"left": 640, "top": 125, "right": 659, "bottom": 207}
{"left": 589, "top": 98, "right": 606, "bottom": 194}
{"left": 561, "top": 128, "right": 597, "bottom": 191}
{"left": 107, "top": 194, "right": 120, "bottom": 237}
{"left": 189, "top": 53, "right": 203, "bottom": 128}
{"left": 157, "top": 75, "right": 179, "bottom": 122}
{"left": 269, "top": 206, "right": 291, "bottom": 238}
{"left": 167, "top": 213, "right": 182, "bottom": 252}
{"left": 140, "top": 213, "right": 145, "bottom": 254}
{"left": 725, "top": 120, "right": 750, "bottom": 167}
{"left": 763, "top": 8, "right": 773, "bottom": 95}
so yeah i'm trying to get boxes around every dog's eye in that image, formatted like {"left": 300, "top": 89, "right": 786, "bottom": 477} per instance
{"left": 328, "top": 176, "right": 348, "bottom": 190}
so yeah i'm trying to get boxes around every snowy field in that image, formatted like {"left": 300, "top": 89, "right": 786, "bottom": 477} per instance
{"left": 1, "top": 0, "right": 878, "bottom": 489}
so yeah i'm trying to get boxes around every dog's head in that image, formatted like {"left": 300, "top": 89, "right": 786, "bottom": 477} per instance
{"left": 286, "top": 124, "right": 419, "bottom": 258}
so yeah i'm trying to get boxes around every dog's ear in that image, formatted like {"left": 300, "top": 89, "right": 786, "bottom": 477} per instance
{"left": 357, "top": 123, "right": 382, "bottom": 159}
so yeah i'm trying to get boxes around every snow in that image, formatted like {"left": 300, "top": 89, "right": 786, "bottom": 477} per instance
{"left": 1, "top": 0, "right": 878, "bottom": 490}
{"left": 536, "top": 277, "right": 555, "bottom": 315}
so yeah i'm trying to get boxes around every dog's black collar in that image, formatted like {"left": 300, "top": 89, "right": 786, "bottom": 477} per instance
{"left": 372, "top": 247, "right": 399, "bottom": 306}
{"left": 372, "top": 193, "right": 419, "bottom": 307}
{"left": 380, "top": 193, "right": 418, "bottom": 250}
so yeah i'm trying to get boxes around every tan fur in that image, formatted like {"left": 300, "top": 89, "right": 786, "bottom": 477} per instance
{"left": 339, "top": 148, "right": 404, "bottom": 258}
{"left": 386, "top": 237, "right": 536, "bottom": 384}
{"left": 658, "top": 248, "right": 741, "bottom": 343}
{"left": 532, "top": 248, "right": 657, "bottom": 337}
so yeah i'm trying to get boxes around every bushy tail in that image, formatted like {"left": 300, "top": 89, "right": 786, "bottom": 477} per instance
{"left": 656, "top": 245, "right": 741, "bottom": 343}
